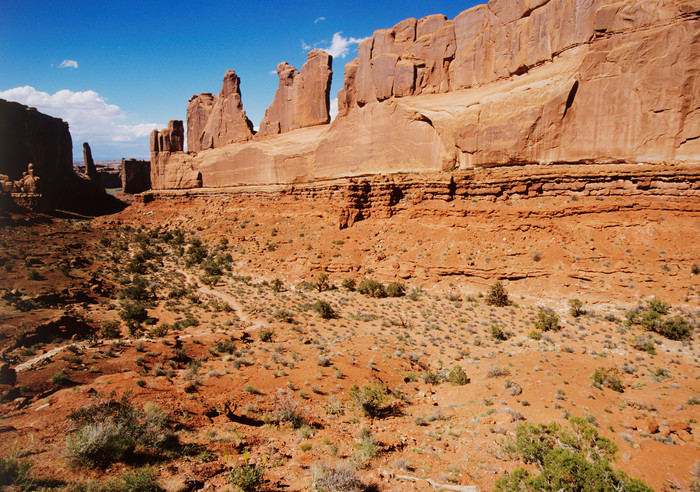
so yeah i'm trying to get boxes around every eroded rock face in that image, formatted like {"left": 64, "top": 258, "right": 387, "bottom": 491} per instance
{"left": 151, "top": 120, "right": 200, "bottom": 190}
{"left": 187, "top": 70, "right": 254, "bottom": 153}
{"left": 0, "top": 99, "right": 73, "bottom": 189}
{"left": 258, "top": 50, "right": 333, "bottom": 136}
{"left": 151, "top": 0, "right": 699, "bottom": 190}
{"left": 121, "top": 158, "right": 151, "bottom": 194}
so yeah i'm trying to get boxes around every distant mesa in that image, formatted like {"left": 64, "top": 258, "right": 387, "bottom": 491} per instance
{"left": 149, "top": 0, "right": 700, "bottom": 191}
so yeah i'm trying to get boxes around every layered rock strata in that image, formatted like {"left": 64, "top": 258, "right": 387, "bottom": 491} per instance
{"left": 150, "top": 0, "right": 700, "bottom": 190}
{"left": 258, "top": 50, "right": 333, "bottom": 136}
{"left": 187, "top": 70, "right": 254, "bottom": 153}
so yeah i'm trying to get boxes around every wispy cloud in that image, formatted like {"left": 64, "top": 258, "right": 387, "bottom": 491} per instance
{"left": 58, "top": 59, "right": 78, "bottom": 69}
{"left": 301, "top": 41, "right": 312, "bottom": 51}
{"left": 0, "top": 86, "right": 161, "bottom": 157}
{"left": 316, "top": 32, "right": 367, "bottom": 59}
{"left": 314, "top": 16, "right": 326, "bottom": 24}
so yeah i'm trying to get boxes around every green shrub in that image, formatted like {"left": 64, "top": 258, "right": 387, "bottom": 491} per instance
{"left": 119, "top": 301, "right": 148, "bottom": 327}
{"left": 528, "top": 330, "right": 542, "bottom": 340}
{"left": 630, "top": 335, "right": 656, "bottom": 354}
{"left": 341, "top": 277, "right": 356, "bottom": 291}
{"left": 258, "top": 328, "right": 275, "bottom": 342}
{"left": 51, "top": 368, "right": 71, "bottom": 385}
{"left": 534, "top": 307, "right": 560, "bottom": 331}
{"left": 569, "top": 298, "right": 585, "bottom": 317}
{"left": 592, "top": 367, "right": 625, "bottom": 393}
{"left": 229, "top": 451, "right": 264, "bottom": 492}
{"left": 626, "top": 299, "right": 693, "bottom": 340}
{"left": 315, "top": 273, "right": 330, "bottom": 292}
{"left": 100, "top": 321, "right": 122, "bottom": 339}
{"left": 0, "top": 455, "right": 33, "bottom": 487}
{"left": 495, "top": 417, "right": 651, "bottom": 492}
{"left": 313, "top": 300, "right": 337, "bottom": 319}
{"left": 448, "top": 366, "right": 470, "bottom": 385}
{"left": 386, "top": 282, "right": 406, "bottom": 297}
{"left": 349, "top": 383, "right": 390, "bottom": 418}
{"left": 357, "top": 278, "right": 386, "bottom": 298}
{"left": 119, "top": 275, "right": 152, "bottom": 301}
{"left": 490, "top": 322, "right": 509, "bottom": 341}
{"left": 486, "top": 281, "right": 510, "bottom": 307}
{"left": 423, "top": 369, "right": 445, "bottom": 385}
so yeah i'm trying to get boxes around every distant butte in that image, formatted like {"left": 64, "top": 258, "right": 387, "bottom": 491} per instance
{"left": 150, "top": 0, "right": 699, "bottom": 190}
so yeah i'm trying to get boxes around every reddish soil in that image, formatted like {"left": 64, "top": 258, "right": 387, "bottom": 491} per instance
{"left": 0, "top": 171, "right": 698, "bottom": 490}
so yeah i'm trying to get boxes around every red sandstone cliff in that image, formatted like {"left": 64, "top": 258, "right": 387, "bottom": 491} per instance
{"left": 150, "top": 0, "right": 700, "bottom": 190}
{"left": 258, "top": 50, "right": 333, "bottom": 136}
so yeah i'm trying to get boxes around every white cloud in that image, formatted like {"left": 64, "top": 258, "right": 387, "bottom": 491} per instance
{"left": 0, "top": 86, "right": 161, "bottom": 158}
{"left": 58, "top": 59, "right": 78, "bottom": 69}
{"left": 329, "top": 97, "right": 338, "bottom": 121}
{"left": 314, "top": 16, "right": 326, "bottom": 24}
{"left": 301, "top": 41, "right": 312, "bottom": 51}
{"left": 316, "top": 32, "right": 367, "bottom": 59}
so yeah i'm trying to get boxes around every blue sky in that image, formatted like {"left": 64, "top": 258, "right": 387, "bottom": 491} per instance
{"left": 0, "top": 0, "right": 479, "bottom": 160}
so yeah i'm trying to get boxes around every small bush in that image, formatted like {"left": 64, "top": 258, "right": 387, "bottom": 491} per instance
{"left": 357, "top": 278, "right": 386, "bottom": 298}
{"left": 315, "top": 273, "right": 330, "bottom": 292}
{"left": 274, "top": 390, "right": 305, "bottom": 428}
{"left": 630, "top": 335, "right": 656, "bottom": 354}
{"left": 51, "top": 368, "right": 71, "bottom": 385}
{"left": 100, "top": 321, "right": 122, "bottom": 339}
{"left": 534, "top": 307, "right": 560, "bottom": 332}
{"left": 312, "top": 463, "right": 368, "bottom": 492}
{"left": 341, "top": 277, "right": 356, "bottom": 291}
{"left": 490, "top": 322, "right": 509, "bottom": 341}
{"left": 569, "top": 298, "right": 585, "bottom": 317}
{"left": 495, "top": 417, "right": 651, "bottom": 492}
{"left": 592, "top": 367, "right": 625, "bottom": 393}
{"left": 0, "top": 455, "right": 33, "bottom": 487}
{"left": 486, "top": 281, "right": 510, "bottom": 307}
{"left": 313, "top": 300, "right": 337, "bottom": 319}
{"left": 349, "top": 383, "right": 390, "bottom": 418}
{"left": 386, "top": 282, "right": 406, "bottom": 297}
{"left": 626, "top": 299, "right": 693, "bottom": 340}
{"left": 229, "top": 451, "right": 264, "bottom": 492}
{"left": 423, "top": 369, "right": 445, "bottom": 385}
{"left": 528, "top": 330, "right": 542, "bottom": 340}
{"left": 448, "top": 366, "right": 470, "bottom": 385}
{"left": 258, "top": 328, "right": 275, "bottom": 342}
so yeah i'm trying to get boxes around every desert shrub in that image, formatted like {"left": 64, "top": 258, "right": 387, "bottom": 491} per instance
{"left": 626, "top": 299, "right": 693, "bottom": 340}
{"left": 528, "top": 330, "right": 542, "bottom": 340}
{"left": 0, "top": 455, "right": 33, "bottom": 487}
{"left": 495, "top": 417, "right": 651, "bottom": 492}
{"left": 274, "top": 309, "right": 296, "bottom": 323}
{"left": 569, "top": 298, "right": 585, "bottom": 317}
{"left": 357, "top": 278, "right": 386, "bottom": 298}
{"left": 258, "top": 328, "right": 275, "bottom": 342}
{"left": 119, "top": 275, "right": 152, "bottom": 301}
{"left": 119, "top": 301, "right": 148, "bottom": 327}
{"left": 315, "top": 273, "right": 330, "bottom": 292}
{"left": 184, "top": 239, "right": 208, "bottom": 267}
{"left": 534, "top": 307, "right": 560, "bottom": 331}
{"left": 352, "top": 428, "right": 378, "bottom": 466}
{"left": 271, "top": 278, "right": 283, "bottom": 292}
{"left": 66, "top": 393, "right": 178, "bottom": 467}
{"left": 422, "top": 369, "right": 445, "bottom": 385}
{"left": 100, "top": 321, "right": 122, "bottom": 339}
{"left": 313, "top": 300, "right": 337, "bottom": 319}
{"left": 349, "top": 383, "right": 390, "bottom": 418}
{"left": 385, "top": 282, "right": 406, "bottom": 297}
{"left": 490, "top": 322, "right": 509, "bottom": 341}
{"left": 51, "top": 368, "right": 71, "bottom": 385}
{"left": 26, "top": 269, "right": 42, "bottom": 280}
{"left": 312, "top": 463, "right": 368, "bottom": 492}
{"left": 448, "top": 366, "right": 470, "bottom": 385}
{"left": 341, "top": 277, "right": 356, "bottom": 291}
{"left": 274, "top": 390, "right": 305, "bottom": 428}
{"left": 592, "top": 367, "right": 625, "bottom": 393}
{"left": 69, "top": 467, "right": 164, "bottom": 492}
{"left": 630, "top": 335, "right": 656, "bottom": 354}
{"left": 486, "top": 281, "right": 510, "bottom": 307}
{"left": 229, "top": 451, "right": 264, "bottom": 492}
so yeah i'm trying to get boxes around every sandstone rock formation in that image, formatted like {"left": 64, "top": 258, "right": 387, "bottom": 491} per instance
{"left": 82, "top": 142, "right": 104, "bottom": 192}
{"left": 150, "top": 0, "right": 700, "bottom": 191}
{"left": 258, "top": 50, "right": 333, "bottom": 136}
{"left": 121, "top": 158, "right": 151, "bottom": 194}
{"left": 0, "top": 99, "right": 73, "bottom": 191}
{"left": 187, "top": 70, "right": 254, "bottom": 153}
{"left": 151, "top": 120, "right": 202, "bottom": 190}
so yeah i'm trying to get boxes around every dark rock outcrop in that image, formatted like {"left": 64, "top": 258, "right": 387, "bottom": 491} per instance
{"left": 121, "top": 158, "right": 151, "bottom": 194}
{"left": 82, "top": 142, "right": 104, "bottom": 192}
{"left": 258, "top": 50, "right": 333, "bottom": 136}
